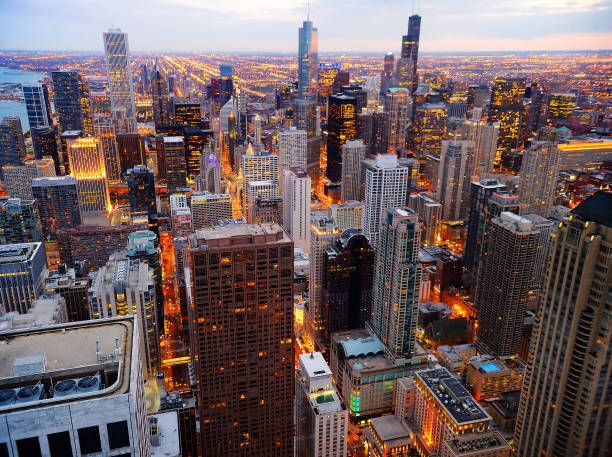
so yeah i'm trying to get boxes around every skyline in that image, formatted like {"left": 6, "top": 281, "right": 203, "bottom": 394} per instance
{"left": 1, "top": 0, "right": 611, "bottom": 53}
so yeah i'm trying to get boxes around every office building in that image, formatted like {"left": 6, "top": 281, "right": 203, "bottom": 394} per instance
{"left": 103, "top": 28, "right": 137, "bottom": 133}
{"left": 184, "top": 126, "right": 213, "bottom": 182}
{"left": 547, "top": 93, "right": 576, "bottom": 121}
{"left": 340, "top": 139, "right": 366, "bottom": 202}
{"left": 408, "top": 192, "right": 442, "bottom": 245}
{"left": 0, "top": 316, "right": 150, "bottom": 457}
{"left": 116, "top": 132, "right": 145, "bottom": 176}
{"left": 409, "top": 103, "right": 448, "bottom": 157}
{"left": 0, "top": 242, "right": 48, "bottom": 315}
{"left": 94, "top": 116, "right": 121, "bottom": 182}
{"left": 465, "top": 356, "right": 525, "bottom": 402}
{"left": 1, "top": 116, "right": 26, "bottom": 162}
{"left": 488, "top": 77, "right": 526, "bottom": 152}
{"left": 323, "top": 229, "right": 374, "bottom": 337}
{"left": 438, "top": 139, "right": 476, "bottom": 221}
{"left": 514, "top": 192, "right": 612, "bottom": 457}
{"left": 245, "top": 180, "right": 277, "bottom": 223}
{"left": 517, "top": 141, "right": 561, "bottom": 217}
{"left": 278, "top": 127, "right": 307, "bottom": 177}
{"left": 22, "top": 83, "right": 52, "bottom": 129}
{"left": 0, "top": 118, "right": 23, "bottom": 177}
{"left": 282, "top": 167, "right": 311, "bottom": 254}
{"left": 45, "top": 264, "right": 90, "bottom": 322}
{"left": 57, "top": 224, "right": 142, "bottom": 271}
{"left": 475, "top": 212, "right": 554, "bottom": 357}
{"left": 196, "top": 146, "right": 221, "bottom": 194}
{"left": 252, "top": 197, "right": 283, "bottom": 224}
{"left": 368, "top": 208, "right": 422, "bottom": 365}
{"left": 174, "top": 103, "right": 201, "bottom": 126}
{"left": 326, "top": 94, "right": 357, "bottom": 185}
{"left": 362, "top": 154, "right": 410, "bottom": 247}
{"left": 31, "top": 126, "right": 60, "bottom": 171}
{"left": 0, "top": 197, "right": 41, "bottom": 244}
{"left": 169, "top": 194, "right": 192, "bottom": 238}
{"left": 462, "top": 120, "right": 499, "bottom": 177}
{"left": 191, "top": 192, "right": 233, "bottom": 229}
{"left": 298, "top": 20, "right": 318, "bottom": 101}
{"left": 51, "top": 70, "right": 93, "bottom": 135}
{"left": 3, "top": 162, "right": 49, "bottom": 200}
{"left": 384, "top": 88, "right": 413, "bottom": 152}
{"left": 398, "top": 14, "right": 421, "bottom": 93}
{"left": 127, "top": 165, "right": 156, "bottom": 222}
{"left": 32, "top": 176, "right": 81, "bottom": 239}
{"left": 163, "top": 136, "right": 187, "bottom": 190}
{"left": 381, "top": 52, "right": 395, "bottom": 92}
{"left": 89, "top": 252, "right": 160, "bottom": 374}
{"left": 67, "top": 137, "right": 110, "bottom": 214}
{"left": 190, "top": 224, "right": 294, "bottom": 456}
{"left": 296, "top": 352, "right": 348, "bottom": 457}
{"left": 413, "top": 368, "right": 510, "bottom": 457}
{"left": 328, "top": 200, "right": 365, "bottom": 231}
{"left": 151, "top": 61, "right": 171, "bottom": 125}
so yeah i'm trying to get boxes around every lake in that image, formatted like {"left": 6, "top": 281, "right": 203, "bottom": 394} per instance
{"left": 0, "top": 66, "right": 47, "bottom": 131}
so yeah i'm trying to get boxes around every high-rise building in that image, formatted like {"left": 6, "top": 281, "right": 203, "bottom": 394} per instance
{"left": 190, "top": 224, "right": 294, "bottom": 456}
{"left": 438, "top": 138, "right": 476, "bottom": 221}
{"left": 323, "top": 229, "right": 374, "bottom": 337}
{"left": 94, "top": 116, "right": 121, "bottom": 182}
{"left": 372, "top": 110, "right": 390, "bottom": 155}
{"left": 45, "top": 264, "right": 90, "bottom": 322}
{"left": 384, "top": 87, "right": 413, "bottom": 152}
{"left": 22, "top": 83, "right": 53, "bottom": 128}
{"left": 340, "top": 139, "right": 366, "bottom": 202}
{"left": 89, "top": 252, "right": 160, "bottom": 375}
{"left": 31, "top": 126, "right": 60, "bottom": 171}
{"left": 328, "top": 200, "right": 365, "bottom": 231}
{"left": 362, "top": 154, "right": 410, "bottom": 247}
{"left": 462, "top": 120, "right": 499, "bottom": 177}
{"left": 245, "top": 180, "right": 278, "bottom": 223}
{"left": 0, "top": 316, "right": 151, "bottom": 457}
{"left": 514, "top": 192, "right": 612, "bottom": 457}
{"left": 282, "top": 167, "right": 311, "bottom": 254}
{"left": 0, "top": 117, "right": 24, "bottom": 176}
{"left": 546, "top": 92, "right": 577, "bottom": 122}
{"left": 517, "top": 141, "right": 561, "bottom": 218}
{"left": 151, "top": 61, "right": 171, "bottom": 125}
{"left": 242, "top": 149, "right": 279, "bottom": 194}
{"left": 0, "top": 197, "right": 42, "bottom": 244}
{"left": 1, "top": 116, "right": 26, "bottom": 161}
{"left": 3, "top": 160, "right": 53, "bottom": 200}
{"left": 278, "top": 127, "right": 307, "bottom": 177}
{"left": 409, "top": 103, "right": 448, "bottom": 158}
{"left": 475, "top": 212, "right": 554, "bottom": 357}
{"left": 196, "top": 146, "right": 221, "bottom": 194}
{"left": 0, "top": 242, "right": 47, "bottom": 315}
{"left": 488, "top": 77, "right": 526, "bottom": 152}
{"left": 31, "top": 176, "right": 81, "bottom": 239}
{"left": 298, "top": 20, "right": 318, "bottom": 101}
{"left": 408, "top": 192, "right": 442, "bottom": 245}
{"left": 381, "top": 52, "right": 395, "bottom": 93}
{"left": 191, "top": 192, "right": 233, "bottom": 229}
{"left": 51, "top": 70, "right": 93, "bottom": 135}
{"left": 170, "top": 194, "right": 193, "bottom": 238}
{"left": 296, "top": 352, "right": 348, "bottom": 457}
{"left": 399, "top": 14, "right": 421, "bottom": 93}
{"left": 67, "top": 137, "right": 110, "bottom": 214}
{"left": 326, "top": 94, "right": 357, "bottom": 184}
{"left": 252, "top": 197, "right": 283, "bottom": 224}
{"left": 163, "top": 136, "right": 187, "bottom": 190}
{"left": 368, "top": 208, "right": 422, "bottom": 366}
{"left": 116, "top": 132, "right": 145, "bottom": 176}
{"left": 126, "top": 165, "right": 156, "bottom": 223}
{"left": 103, "top": 28, "right": 137, "bottom": 133}
{"left": 174, "top": 103, "right": 201, "bottom": 127}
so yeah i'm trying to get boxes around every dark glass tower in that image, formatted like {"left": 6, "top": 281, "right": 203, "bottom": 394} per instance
{"left": 31, "top": 126, "right": 60, "bottom": 173}
{"left": 151, "top": 62, "right": 170, "bottom": 125}
{"left": 326, "top": 94, "right": 357, "bottom": 184}
{"left": 127, "top": 165, "right": 156, "bottom": 221}
{"left": 51, "top": 71, "right": 93, "bottom": 135}
{"left": 401, "top": 14, "right": 421, "bottom": 93}
{"left": 488, "top": 77, "right": 526, "bottom": 153}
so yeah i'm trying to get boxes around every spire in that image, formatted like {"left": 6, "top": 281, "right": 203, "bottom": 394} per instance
{"left": 307, "top": 0, "right": 310, "bottom": 21}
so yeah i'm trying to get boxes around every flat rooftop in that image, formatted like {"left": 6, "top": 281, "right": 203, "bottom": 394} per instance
{"left": 0, "top": 242, "right": 40, "bottom": 265}
{"left": 416, "top": 368, "right": 490, "bottom": 425}
{"left": 194, "top": 223, "right": 291, "bottom": 248}
{"left": 299, "top": 352, "right": 332, "bottom": 379}
{"left": 368, "top": 415, "right": 411, "bottom": 447}
{"left": 150, "top": 411, "right": 181, "bottom": 457}
{"left": 445, "top": 431, "right": 510, "bottom": 456}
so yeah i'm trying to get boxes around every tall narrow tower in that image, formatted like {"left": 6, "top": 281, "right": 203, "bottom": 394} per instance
{"left": 103, "top": 28, "right": 137, "bottom": 133}
{"left": 297, "top": 20, "right": 318, "bottom": 101}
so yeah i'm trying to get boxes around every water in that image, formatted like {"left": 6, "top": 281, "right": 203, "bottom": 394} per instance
{"left": 0, "top": 66, "right": 47, "bottom": 131}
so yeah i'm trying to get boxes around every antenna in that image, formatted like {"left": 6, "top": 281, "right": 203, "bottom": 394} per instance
{"left": 307, "top": 0, "right": 310, "bottom": 21}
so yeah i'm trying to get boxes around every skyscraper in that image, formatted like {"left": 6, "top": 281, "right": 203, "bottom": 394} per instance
{"left": 408, "top": 192, "right": 442, "bottom": 245}
{"left": 514, "top": 192, "right": 612, "bottom": 457}
{"left": 31, "top": 126, "right": 60, "bottom": 171}
{"left": 94, "top": 116, "right": 121, "bottom": 182}
{"left": 103, "top": 28, "right": 137, "bottom": 133}
{"left": 116, "top": 133, "right": 145, "bottom": 176}
{"left": 517, "top": 141, "right": 561, "bottom": 218}
{"left": 0, "top": 118, "right": 25, "bottom": 177}
{"left": 67, "top": 137, "right": 110, "bottom": 214}
{"left": 31, "top": 176, "right": 81, "bottom": 239}
{"left": 380, "top": 52, "right": 395, "bottom": 93}
{"left": 399, "top": 14, "right": 421, "bottom": 93}
{"left": 384, "top": 87, "right": 413, "bottom": 152}
{"left": 0, "top": 197, "right": 42, "bottom": 244}
{"left": 326, "top": 94, "right": 357, "bottom": 185}
{"left": 488, "top": 77, "right": 526, "bottom": 153}
{"left": 409, "top": 103, "right": 448, "bottom": 163}
{"left": 362, "top": 154, "right": 410, "bottom": 247}
{"left": 368, "top": 208, "right": 422, "bottom": 365}
{"left": 151, "top": 61, "right": 171, "bottom": 125}
{"left": 162, "top": 136, "right": 187, "bottom": 191}
{"left": 22, "top": 83, "right": 53, "bottom": 128}
{"left": 475, "top": 212, "right": 553, "bottom": 357}
{"left": 174, "top": 103, "right": 201, "bottom": 127}
{"left": 340, "top": 139, "right": 366, "bottom": 202}
{"left": 51, "top": 70, "right": 93, "bottom": 135}
{"left": 190, "top": 224, "right": 294, "bottom": 456}
{"left": 282, "top": 167, "right": 311, "bottom": 254}
{"left": 437, "top": 138, "right": 476, "bottom": 221}
{"left": 278, "top": 127, "right": 307, "bottom": 177}
{"left": 462, "top": 119, "right": 499, "bottom": 177}
{"left": 298, "top": 20, "right": 318, "bottom": 101}
{"left": 191, "top": 192, "right": 233, "bottom": 229}
{"left": 126, "top": 165, "right": 156, "bottom": 222}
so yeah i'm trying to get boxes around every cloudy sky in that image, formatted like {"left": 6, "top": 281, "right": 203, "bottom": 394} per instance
{"left": 1, "top": 0, "right": 611, "bottom": 53}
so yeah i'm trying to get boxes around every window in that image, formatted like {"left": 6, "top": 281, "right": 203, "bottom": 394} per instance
{"left": 48, "top": 431, "right": 73, "bottom": 457}
{"left": 77, "top": 426, "right": 101, "bottom": 454}
{"left": 0, "top": 443, "right": 9, "bottom": 457}
{"left": 16, "top": 437, "right": 42, "bottom": 457}
{"left": 107, "top": 421, "right": 130, "bottom": 449}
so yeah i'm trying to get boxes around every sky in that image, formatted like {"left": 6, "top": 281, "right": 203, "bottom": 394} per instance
{"left": 0, "top": 0, "right": 611, "bottom": 53}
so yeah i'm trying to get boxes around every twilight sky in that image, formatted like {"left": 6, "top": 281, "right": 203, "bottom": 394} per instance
{"left": 1, "top": 0, "right": 611, "bottom": 53}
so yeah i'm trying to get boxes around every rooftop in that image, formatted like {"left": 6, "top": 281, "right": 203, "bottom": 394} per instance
{"left": 444, "top": 431, "right": 510, "bottom": 456}
{"left": 0, "top": 242, "right": 41, "bottom": 265}
{"left": 570, "top": 190, "right": 612, "bottom": 228}
{"left": 194, "top": 223, "right": 291, "bottom": 248}
{"left": 150, "top": 411, "right": 181, "bottom": 457}
{"left": 299, "top": 352, "right": 332, "bottom": 379}
{"left": 31, "top": 176, "right": 77, "bottom": 187}
{"left": 368, "top": 415, "right": 411, "bottom": 447}
{"left": 416, "top": 368, "right": 490, "bottom": 425}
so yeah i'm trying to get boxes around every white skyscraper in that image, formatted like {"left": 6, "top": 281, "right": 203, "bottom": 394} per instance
{"left": 103, "top": 28, "right": 137, "bottom": 133}
{"left": 340, "top": 139, "right": 366, "bottom": 202}
{"left": 362, "top": 154, "right": 410, "bottom": 247}
{"left": 463, "top": 119, "right": 499, "bottom": 178}
{"left": 278, "top": 127, "right": 307, "bottom": 178}
{"left": 518, "top": 141, "right": 561, "bottom": 217}
{"left": 384, "top": 87, "right": 413, "bottom": 152}
{"left": 245, "top": 180, "right": 278, "bottom": 223}
{"left": 282, "top": 167, "right": 311, "bottom": 254}
{"left": 296, "top": 352, "right": 348, "bottom": 457}
{"left": 438, "top": 138, "right": 476, "bottom": 221}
